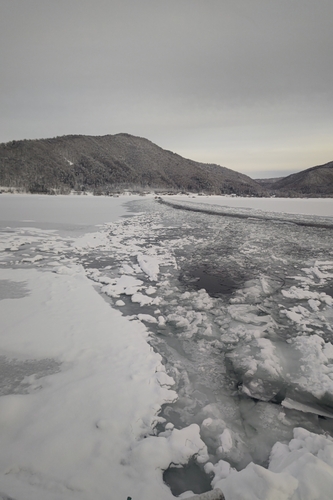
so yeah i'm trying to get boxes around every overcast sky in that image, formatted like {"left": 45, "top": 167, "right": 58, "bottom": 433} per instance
{"left": 1, "top": 0, "right": 332, "bottom": 178}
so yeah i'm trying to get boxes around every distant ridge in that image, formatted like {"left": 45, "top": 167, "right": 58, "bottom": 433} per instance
{"left": 272, "top": 161, "right": 333, "bottom": 196}
{"left": 257, "top": 161, "right": 333, "bottom": 196}
{"left": 0, "top": 133, "right": 265, "bottom": 195}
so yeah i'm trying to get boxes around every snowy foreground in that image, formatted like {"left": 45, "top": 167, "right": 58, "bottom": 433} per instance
{"left": 0, "top": 194, "right": 333, "bottom": 500}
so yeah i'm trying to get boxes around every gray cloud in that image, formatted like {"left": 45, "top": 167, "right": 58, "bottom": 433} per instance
{"left": 1, "top": 0, "right": 332, "bottom": 177}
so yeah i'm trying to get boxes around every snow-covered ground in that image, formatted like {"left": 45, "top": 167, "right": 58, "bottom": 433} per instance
{"left": 0, "top": 194, "right": 333, "bottom": 500}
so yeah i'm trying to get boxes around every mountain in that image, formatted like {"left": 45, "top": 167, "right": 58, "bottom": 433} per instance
{"left": 258, "top": 161, "right": 333, "bottom": 196}
{"left": 0, "top": 133, "right": 265, "bottom": 196}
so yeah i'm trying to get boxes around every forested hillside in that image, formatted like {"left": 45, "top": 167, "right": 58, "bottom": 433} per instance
{"left": 0, "top": 134, "right": 265, "bottom": 195}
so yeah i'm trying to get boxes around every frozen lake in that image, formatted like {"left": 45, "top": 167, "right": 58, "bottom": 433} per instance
{"left": 0, "top": 193, "right": 139, "bottom": 225}
{"left": 0, "top": 194, "right": 333, "bottom": 500}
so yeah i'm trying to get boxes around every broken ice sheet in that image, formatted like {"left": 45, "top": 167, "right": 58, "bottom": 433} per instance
{"left": 1, "top": 194, "right": 333, "bottom": 500}
{"left": 86, "top": 198, "right": 333, "bottom": 483}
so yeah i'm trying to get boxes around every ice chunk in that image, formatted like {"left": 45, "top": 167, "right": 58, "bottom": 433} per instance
{"left": 21, "top": 254, "right": 44, "bottom": 263}
{"left": 131, "top": 293, "right": 161, "bottom": 306}
{"left": 219, "top": 429, "right": 233, "bottom": 453}
{"left": 230, "top": 333, "right": 333, "bottom": 413}
{"left": 308, "top": 299, "right": 321, "bottom": 311}
{"left": 184, "top": 488, "right": 225, "bottom": 500}
{"left": 268, "top": 428, "right": 333, "bottom": 499}
{"left": 216, "top": 462, "right": 298, "bottom": 500}
{"left": 55, "top": 264, "right": 84, "bottom": 275}
{"left": 137, "top": 314, "right": 158, "bottom": 324}
{"left": 227, "top": 337, "right": 283, "bottom": 401}
{"left": 137, "top": 253, "right": 160, "bottom": 281}
{"left": 291, "top": 335, "right": 333, "bottom": 402}
{"left": 155, "top": 371, "right": 175, "bottom": 388}
{"left": 115, "top": 299, "right": 125, "bottom": 306}
{"left": 205, "top": 460, "right": 231, "bottom": 485}
{"left": 200, "top": 418, "right": 227, "bottom": 450}
{"left": 130, "top": 423, "right": 209, "bottom": 473}
{"left": 101, "top": 274, "right": 144, "bottom": 297}
{"left": 119, "top": 263, "right": 136, "bottom": 274}
{"left": 281, "top": 285, "right": 333, "bottom": 307}
{"left": 158, "top": 316, "right": 166, "bottom": 327}
{"left": 281, "top": 398, "right": 333, "bottom": 419}
{"left": 212, "top": 427, "right": 333, "bottom": 498}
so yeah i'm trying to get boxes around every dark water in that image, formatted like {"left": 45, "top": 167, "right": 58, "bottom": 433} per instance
{"left": 179, "top": 264, "right": 246, "bottom": 297}
{"left": 321, "top": 283, "right": 333, "bottom": 297}
{"left": 163, "top": 460, "right": 212, "bottom": 496}
{"left": 186, "top": 267, "right": 242, "bottom": 296}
